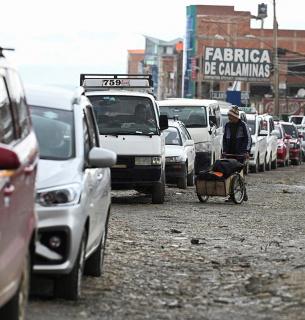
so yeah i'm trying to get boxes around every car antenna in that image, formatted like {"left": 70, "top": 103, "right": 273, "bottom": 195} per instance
{"left": 0, "top": 47, "right": 15, "bottom": 57}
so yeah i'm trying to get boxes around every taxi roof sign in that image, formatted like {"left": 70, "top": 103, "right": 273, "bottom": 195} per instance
{"left": 80, "top": 74, "right": 154, "bottom": 93}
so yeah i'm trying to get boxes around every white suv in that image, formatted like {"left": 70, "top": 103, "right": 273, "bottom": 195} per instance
{"left": 26, "top": 84, "right": 116, "bottom": 300}
{"left": 246, "top": 113, "right": 268, "bottom": 173}
{"left": 262, "top": 114, "right": 278, "bottom": 170}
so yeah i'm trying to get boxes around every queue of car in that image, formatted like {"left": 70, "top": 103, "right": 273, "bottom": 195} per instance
{"left": 1, "top": 47, "right": 304, "bottom": 320}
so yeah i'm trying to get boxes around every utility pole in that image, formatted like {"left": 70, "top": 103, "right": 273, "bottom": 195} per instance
{"left": 273, "top": 0, "right": 279, "bottom": 117}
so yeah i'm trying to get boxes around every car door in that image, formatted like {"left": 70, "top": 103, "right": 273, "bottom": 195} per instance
{"left": 83, "top": 105, "right": 110, "bottom": 253}
{"left": 179, "top": 123, "right": 195, "bottom": 174}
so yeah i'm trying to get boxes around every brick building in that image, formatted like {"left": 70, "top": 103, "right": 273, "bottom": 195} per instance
{"left": 127, "top": 50, "right": 145, "bottom": 74}
{"left": 184, "top": 5, "right": 305, "bottom": 116}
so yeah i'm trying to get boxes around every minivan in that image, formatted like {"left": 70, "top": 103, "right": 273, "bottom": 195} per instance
{"left": 158, "top": 98, "right": 223, "bottom": 174}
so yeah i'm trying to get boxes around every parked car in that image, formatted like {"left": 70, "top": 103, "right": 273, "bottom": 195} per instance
{"left": 298, "top": 126, "right": 305, "bottom": 161}
{"left": 26, "top": 84, "right": 117, "bottom": 300}
{"left": 164, "top": 118, "right": 195, "bottom": 188}
{"left": 261, "top": 114, "right": 278, "bottom": 170}
{"left": 158, "top": 98, "right": 223, "bottom": 174}
{"left": 246, "top": 113, "right": 268, "bottom": 173}
{"left": 275, "top": 123, "right": 291, "bottom": 167}
{"left": 288, "top": 115, "right": 305, "bottom": 129}
{"left": 0, "top": 49, "right": 39, "bottom": 320}
{"left": 280, "top": 122, "right": 303, "bottom": 165}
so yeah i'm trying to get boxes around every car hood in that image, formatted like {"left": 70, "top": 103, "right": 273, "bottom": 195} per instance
{"left": 36, "top": 158, "right": 82, "bottom": 190}
{"left": 165, "top": 145, "right": 183, "bottom": 157}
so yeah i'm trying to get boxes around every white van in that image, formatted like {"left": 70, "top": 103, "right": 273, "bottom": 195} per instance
{"left": 158, "top": 98, "right": 223, "bottom": 174}
{"left": 81, "top": 74, "right": 168, "bottom": 204}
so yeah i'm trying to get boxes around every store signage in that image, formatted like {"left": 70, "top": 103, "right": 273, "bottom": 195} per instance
{"left": 204, "top": 47, "right": 271, "bottom": 82}
{"left": 191, "top": 57, "right": 197, "bottom": 81}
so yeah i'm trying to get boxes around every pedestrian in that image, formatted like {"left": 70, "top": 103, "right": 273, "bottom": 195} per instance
{"left": 221, "top": 105, "right": 251, "bottom": 202}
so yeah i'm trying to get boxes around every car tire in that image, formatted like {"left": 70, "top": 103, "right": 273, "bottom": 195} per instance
{"left": 85, "top": 214, "right": 109, "bottom": 277}
{"left": 271, "top": 154, "right": 277, "bottom": 169}
{"left": 250, "top": 155, "right": 259, "bottom": 173}
{"left": 152, "top": 170, "right": 165, "bottom": 204}
{"left": 177, "top": 166, "right": 187, "bottom": 189}
{"left": 54, "top": 230, "right": 87, "bottom": 300}
{"left": 259, "top": 156, "right": 266, "bottom": 172}
{"left": 285, "top": 155, "right": 289, "bottom": 166}
{"left": 187, "top": 168, "right": 195, "bottom": 186}
{"left": 266, "top": 153, "right": 272, "bottom": 171}
{"left": 0, "top": 250, "right": 30, "bottom": 320}
{"left": 298, "top": 151, "right": 302, "bottom": 165}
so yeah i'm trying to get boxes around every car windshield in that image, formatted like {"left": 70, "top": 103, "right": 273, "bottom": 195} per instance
{"left": 290, "top": 117, "right": 303, "bottom": 125}
{"left": 247, "top": 119, "right": 256, "bottom": 134}
{"left": 88, "top": 95, "right": 157, "bottom": 135}
{"left": 275, "top": 126, "right": 282, "bottom": 138}
{"left": 221, "top": 115, "right": 229, "bottom": 126}
{"left": 160, "top": 106, "right": 207, "bottom": 128}
{"left": 164, "top": 127, "right": 181, "bottom": 146}
{"left": 29, "top": 106, "right": 75, "bottom": 160}
{"left": 282, "top": 124, "right": 297, "bottom": 138}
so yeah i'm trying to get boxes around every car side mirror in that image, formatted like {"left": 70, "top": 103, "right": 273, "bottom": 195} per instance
{"left": 271, "top": 129, "right": 278, "bottom": 136}
{"left": 285, "top": 134, "right": 292, "bottom": 139}
{"left": 0, "top": 145, "right": 21, "bottom": 169}
{"left": 159, "top": 114, "right": 168, "bottom": 131}
{"left": 209, "top": 115, "right": 216, "bottom": 126}
{"left": 299, "top": 133, "right": 304, "bottom": 138}
{"left": 185, "top": 139, "right": 194, "bottom": 147}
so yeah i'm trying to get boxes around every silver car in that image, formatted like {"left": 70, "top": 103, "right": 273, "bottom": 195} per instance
{"left": 26, "top": 84, "right": 116, "bottom": 300}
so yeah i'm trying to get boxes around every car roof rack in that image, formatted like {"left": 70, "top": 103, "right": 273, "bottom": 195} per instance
{"left": 0, "top": 47, "right": 15, "bottom": 57}
{"left": 80, "top": 74, "right": 154, "bottom": 94}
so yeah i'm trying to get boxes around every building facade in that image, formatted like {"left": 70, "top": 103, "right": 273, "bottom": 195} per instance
{"left": 184, "top": 5, "right": 305, "bottom": 116}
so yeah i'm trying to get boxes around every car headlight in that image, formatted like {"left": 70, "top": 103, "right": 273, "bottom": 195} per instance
{"left": 166, "top": 156, "right": 183, "bottom": 163}
{"left": 278, "top": 144, "right": 283, "bottom": 149}
{"left": 135, "top": 156, "right": 161, "bottom": 165}
{"left": 195, "top": 142, "right": 211, "bottom": 152}
{"left": 36, "top": 183, "right": 81, "bottom": 206}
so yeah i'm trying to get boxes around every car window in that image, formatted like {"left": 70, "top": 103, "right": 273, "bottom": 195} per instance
{"left": 282, "top": 124, "right": 297, "bottom": 138}
{"left": 247, "top": 119, "right": 256, "bottom": 134}
{"left": 7, "top": 70, "right": 31, "bottom": 139}
{"left": 0, "top": 77, "right": 15, "bottom": 144}
{"left": 164, "top": 127, "right": 181, "bottom": 146}
{"left": 180, "top": 123, "right": 192, "bottom": 140}
{"left": 275, "top": 126, "right": 282, "bottom": 138}
{"left": 30, "top": 106, "right": 75, "bottom": 160}
{"left": 84, "top": 105, "right": 99, "bottom": 147}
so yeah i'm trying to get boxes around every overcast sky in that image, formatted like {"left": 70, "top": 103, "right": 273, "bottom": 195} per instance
{"left": 2, "top": 0, "right": 304, "bottom": 89}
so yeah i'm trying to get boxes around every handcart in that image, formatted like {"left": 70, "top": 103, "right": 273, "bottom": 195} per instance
{"left": 195, "top": 156, "right": 246, "bottom": 204}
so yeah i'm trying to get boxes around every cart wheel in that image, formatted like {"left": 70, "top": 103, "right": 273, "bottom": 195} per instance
{"left": 230, "top": 175, "right": 245, "bottom": 204}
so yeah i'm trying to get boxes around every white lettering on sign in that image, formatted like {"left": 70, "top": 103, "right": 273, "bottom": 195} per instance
{"left": 203, "top": 46, "right": 271, "bottom": 82}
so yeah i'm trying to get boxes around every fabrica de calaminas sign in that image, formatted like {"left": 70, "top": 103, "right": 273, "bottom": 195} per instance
{"left": 204, "top": 47, "right": 271, "bottom": 82}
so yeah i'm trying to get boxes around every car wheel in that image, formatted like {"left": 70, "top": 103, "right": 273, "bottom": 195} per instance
{"left": 177, "top": 166, "right": 187, "bottom": 189}
{"left": 266, "top": 153, "right": 272, "bottom": 171}
{"left": 54, "top": 230, "right": 87, "bottom": 300}
{"left": 187, "top": 168, "right": 195, "bottom": 186}
{"left": 85, "top": 214, "right": 109, "bottom": 277}
{"left": 271, "top": 153, "right": 277, "bottom": 169}
{"left": 0, "top": 250, "right": 30, "bottom": 320}
{"left": 298, "top": 151, "right": 302, "bottom": 165}
{"left": 259, "top": 155, "right": 266, "bottom": 172}
{"left": 250, "top": 155, "right": 259, "bottom": 173}
{"left": 152, "top": 169, "right": 165, "bottom": 204}
{"left": 285, "top": 155, "right": 289, "bottom": 166}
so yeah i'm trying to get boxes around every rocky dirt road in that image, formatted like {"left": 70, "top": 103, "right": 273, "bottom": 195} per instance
{"left": 27, "top": 164, "right": 305, "bottom": 320}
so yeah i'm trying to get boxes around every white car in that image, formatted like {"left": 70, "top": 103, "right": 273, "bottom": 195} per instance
{"left": 246, "top": 113, "right": 268, "bottom": 173}
{"left": 164, "top": 119, "right": 195, "bottom": 188}
{"left": 261, "top": 114, "right": 278, "bottom": 170}
{"left": 26, "top": 84, "right": 116, "bottom": 300}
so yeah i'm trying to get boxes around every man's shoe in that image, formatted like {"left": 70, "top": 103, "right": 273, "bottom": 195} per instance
{"left": 243, "top": 193, "right": 248, "bottom": 201}
{"left": 225, "top": 197, "right": 233, "bottom": 203}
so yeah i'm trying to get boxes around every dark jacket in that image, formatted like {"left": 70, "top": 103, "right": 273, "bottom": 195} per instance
{"left": 223, "top": 119, "right": 251, "bottom": 155}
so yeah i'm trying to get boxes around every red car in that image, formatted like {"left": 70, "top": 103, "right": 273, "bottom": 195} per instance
{"left": 280, "top": 122, "right": 303, "bottom": 165}
{"left": 0, "top": 50, "right": 39, "bottom": 319}
{"left": 275, "top": 123, "right": 291, "bottom": 166}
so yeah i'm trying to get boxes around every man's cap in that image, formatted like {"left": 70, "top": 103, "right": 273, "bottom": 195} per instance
{"left": 227, "top": 105, "right": 239, "bottom": 119}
